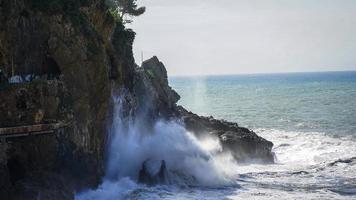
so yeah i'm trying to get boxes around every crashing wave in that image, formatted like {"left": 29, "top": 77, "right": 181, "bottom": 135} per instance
{"left": 75, "top": 93, "right": 239, "bottom": 200}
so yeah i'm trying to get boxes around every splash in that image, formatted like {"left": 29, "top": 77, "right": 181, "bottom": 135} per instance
{"left": 228, "top": 129, "right": 356, "bottom": 199}
{"left": 76, "top": 93, "right": 238, "bottom": 200}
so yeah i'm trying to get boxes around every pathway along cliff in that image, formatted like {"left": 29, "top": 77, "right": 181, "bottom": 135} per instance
{"left": 0, "top": 0, "right": 273, "bottom": 199}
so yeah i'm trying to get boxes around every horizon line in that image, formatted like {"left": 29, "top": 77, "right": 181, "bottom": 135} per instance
{"left": 169, "top": 69, "right": 356, "bottom": 78}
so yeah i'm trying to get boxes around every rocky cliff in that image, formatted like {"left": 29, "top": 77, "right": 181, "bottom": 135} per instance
{"left": 0, "top": 0, "right": 273, "bottom": 199}
{"left": 0, "top": 0, "right": 136, "bottom": 198}
{"left": 137, "top": 57, "right": 274, "bottom": 163}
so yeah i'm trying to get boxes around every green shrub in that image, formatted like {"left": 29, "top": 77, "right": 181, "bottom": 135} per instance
{"left": 145, "top": 69, "right": 155, "bottom": 78}
{"left": 108, "top": 8, "right": 122, "bottom": 23}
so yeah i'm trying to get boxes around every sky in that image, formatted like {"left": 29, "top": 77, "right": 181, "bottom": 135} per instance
{"left": 130, "top": 0, "right": 356, "bottom": 76}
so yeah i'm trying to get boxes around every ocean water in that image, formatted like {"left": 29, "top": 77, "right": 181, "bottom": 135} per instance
{"left": 76, "top": 71, "right": 356, "bottom": 200}
{"left": 171, "top": 71, "right": 356, "bottom": 136}
{"left": 169, "top": 71, "right": 356, "bottom": 199}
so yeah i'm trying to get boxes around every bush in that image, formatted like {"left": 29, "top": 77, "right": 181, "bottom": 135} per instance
{"left": 105, "top": 0, "right": 145, "bottom": 23}
{"left": 108, "top": 7, "right": 122, "bottom": 23}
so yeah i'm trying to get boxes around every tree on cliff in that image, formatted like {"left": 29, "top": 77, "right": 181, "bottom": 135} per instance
{"left": 106, "top": 0, "right": 146, "bottom": 23}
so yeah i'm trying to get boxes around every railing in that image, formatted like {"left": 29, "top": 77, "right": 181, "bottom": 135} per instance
{"left": 0, "top": 122, "right": 67, "bottom": 139}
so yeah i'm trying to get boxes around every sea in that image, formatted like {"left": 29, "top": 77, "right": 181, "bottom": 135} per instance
{"left": 76, "top": 71, "right": 356, "bottom": 200}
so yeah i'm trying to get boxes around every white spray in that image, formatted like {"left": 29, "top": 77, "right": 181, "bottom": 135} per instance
{"left": 76, "top": 93, "right": 239, "bottom": 200}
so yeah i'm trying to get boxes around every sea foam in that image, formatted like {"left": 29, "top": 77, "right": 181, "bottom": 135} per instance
{"left": 75, "top": 93, "right": 238, "bottom": 200}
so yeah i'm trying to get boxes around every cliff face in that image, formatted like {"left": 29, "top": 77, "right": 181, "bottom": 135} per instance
{"left": 0, "top": 0, "right": 136, "bottom": 198}
{"left": 0, "top": 0, "right": 273, "bottom": 199}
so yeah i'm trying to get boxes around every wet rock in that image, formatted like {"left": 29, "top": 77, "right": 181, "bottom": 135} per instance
{"left": 327, "top": 156, "right": 356, "bottom": 167}
{"left": 176, "top": 106, "right": 274, "bottom": 163}
{"left": 138, "top": 160, "right": 169, "bottom": 185}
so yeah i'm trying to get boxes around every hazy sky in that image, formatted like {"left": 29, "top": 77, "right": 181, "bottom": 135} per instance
{"left": 130, "top": 0, "right": 356, "bottom": 76}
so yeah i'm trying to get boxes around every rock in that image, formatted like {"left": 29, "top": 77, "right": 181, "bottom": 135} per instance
{"left": 142, "top": 56, "right": 169, "bottom": 86}
{"left": 142, "top": 56, "right": 180, "bottom": 107}
{"left": 133, "top": 56, "right": 180, "bottom": 119}
{"left": 138, "top": 160, "right": 169, "bottom": 185}
{"left": 0, "top": 69, "right": 4, "bottom": 83}
{"left": 0, "top": 81, "right": 68, "bottom": 127}
{"left": 0, "top": 141, "right": 10, "bottom": 199}
{"left": 176, "top": 106, "right": 274, "bottom": 163}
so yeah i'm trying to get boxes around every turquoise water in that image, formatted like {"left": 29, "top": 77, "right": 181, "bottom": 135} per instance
{"left": 170, "top": 71, "right": 356, "bottom": 137}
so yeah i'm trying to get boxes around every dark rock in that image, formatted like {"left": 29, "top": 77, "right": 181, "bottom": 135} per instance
{"left": 133, "top": 56, "right": 180, "bottom": 119}
{"left": 327, "top": 156, "right": 356, "bottom": 167}
{"left": 138, "top": 160, "right": 168, "bottom": 185}
{"left": 0, "top": 80, "right": 68, "bottom": 127}
{"left": 0, "top": 141, "right": 10, "bottom": 199}
{"left": 176, "top": 106, "right": 274, "bottom": 163}
{"left": 157, "top": 160, "right": 168, "bottom": 183}
{"left": 142, "top": 56, "right": 169, "bottom": 86}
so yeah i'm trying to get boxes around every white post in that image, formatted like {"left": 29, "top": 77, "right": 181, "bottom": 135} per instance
{"left": 141, "top": 51, "right": 144, "bottom": 65}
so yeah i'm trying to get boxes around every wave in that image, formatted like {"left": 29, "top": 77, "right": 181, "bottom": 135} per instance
{"left": 75, "top": 93, "right": 240, "bottom": 200}
{"left": 233, "top": 128, "right": 356, "bottom": 199}
{"left": 76, "top": 92, "right": 356, "bottom": 200}
{"left": 255, "top": 128, "right": 356, "bottom": 168}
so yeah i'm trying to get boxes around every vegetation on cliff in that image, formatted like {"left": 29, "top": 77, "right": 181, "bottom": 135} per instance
{"left": 106, "top": 0, "right": 145, "bottom": 23}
